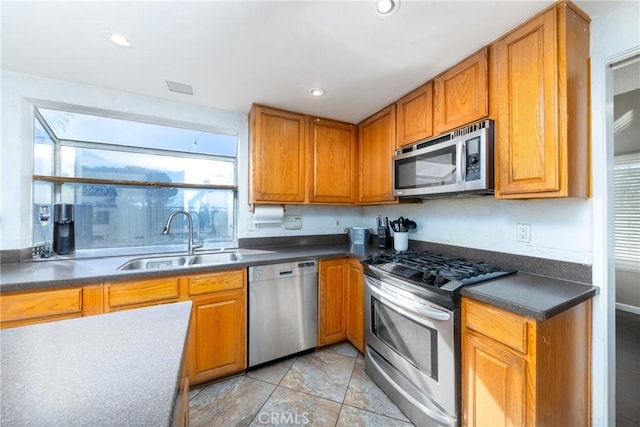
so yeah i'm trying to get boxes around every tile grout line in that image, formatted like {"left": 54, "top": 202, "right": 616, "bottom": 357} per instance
{"left": 341, "top": 353, "right": 416, "bottom": 425}
{"left": 247, "top": 357, "right": 299, "bottom": 426}
{"left": 333, "top": 352, "right": 359, "bottom": 426}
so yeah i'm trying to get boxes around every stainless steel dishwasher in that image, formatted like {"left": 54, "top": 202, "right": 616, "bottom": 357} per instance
{"left": 248, "top": 260, "right": 318, "bottom": 367}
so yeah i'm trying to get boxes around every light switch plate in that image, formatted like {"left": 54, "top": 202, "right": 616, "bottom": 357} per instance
{"left": 283, "top": 215, "right": 302, "bottom": 229}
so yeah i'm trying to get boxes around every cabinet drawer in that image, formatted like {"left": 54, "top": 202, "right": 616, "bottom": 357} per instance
{"left": 464, "top": 298, "right": 527, "bottom": 354}
{"left": 106, "top": 277, "right": 180, "bottom": 309}
{"left": 187, "top": 270, "right": 245, "bottom": 296}
{"left": 0, "top": 287, "right": 82, "bottom": 322}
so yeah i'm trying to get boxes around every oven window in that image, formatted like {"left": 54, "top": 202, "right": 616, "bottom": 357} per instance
{"left": 371, "top": 297, "right": 438, "bottom": 381}
{"left": 395, "top": 145, "right": 457, "bottom": 190}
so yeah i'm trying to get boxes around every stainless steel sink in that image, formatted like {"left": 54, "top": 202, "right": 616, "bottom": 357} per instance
{"left": 190, "top": 252, "right": 239, "bottom": 265}
{"left": 116, "top": 249, "right": 275, "bottom": 271}
{"left": 117, "top": 255, "right": 192, "bottom": 270}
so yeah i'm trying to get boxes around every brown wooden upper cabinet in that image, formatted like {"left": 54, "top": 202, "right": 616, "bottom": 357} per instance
{"left": 308, "top": 117, "right": 358, "bottom": 204}
{"left": 249, "top": 104, "right": 308, "bottom": 204}
{"left": 434, "top": 48, "right": 488, "bottom": 134}
{"left": 250, "top": 104, "right": 358, "bottom": 205}
{"left": 493, "top": 2, "right": 590, "bottom": 199}
{"left": 358, "top": 105, "right": 397, "bottom": 205}
{"left": 395, "top": 81, "right": 433, "bottom": 148}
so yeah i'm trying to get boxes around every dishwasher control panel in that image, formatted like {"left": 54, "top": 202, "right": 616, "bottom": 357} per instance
{"left": 249, "top": 260, "right": 318, "bottom": 282}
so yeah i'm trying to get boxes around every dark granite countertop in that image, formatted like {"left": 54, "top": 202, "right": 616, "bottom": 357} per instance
{"left": 0, "top": 244, "right": 370, "bottom": 293}
{"left": 0, "top": 301, "right": 192, "bottom": 426}
{"left": 0, "top": 237, "right": 597, "bottom": 320}
{"left": 461, "top": 272, "right": 598, "bottom": 320}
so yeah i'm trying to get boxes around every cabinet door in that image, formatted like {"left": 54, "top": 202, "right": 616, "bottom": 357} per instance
{"left": 318, "top": 259, "right": 347, "bottom": 345}
{"left": 494, "top": 5, "right": 589, "bottom": 199}
{"left": 309, "top": 118, "right": 357, "bottom": 204}
{"left": 358, "top": 106, "right": 397, "bottom": 205}
{"left": 250, "top": 104, "right": 307, "bottom": 203}
{"left": 0, "top": 285, "right": 102, "bottom": 328}
{"left": 494, "top": 10, "right": 558, "bottom": 196}
{"left": 396, "top": 81, "right": 433, "bottom": 148}
{"left": 345, "top": 258, "right": 364, "bottom": 353}
{"left": 462, "top": 332, "right": 526, "bottom": 427}
{"left": 434, "top": 48, "right": 488, "bottom": 134}
{"left": 190, "top": 289, "right": 246, "bottom": 384}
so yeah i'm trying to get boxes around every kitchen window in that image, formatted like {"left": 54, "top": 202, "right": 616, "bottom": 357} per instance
{"left": 613, "top": 153, "right": 640, "bottom": 269}
{"left": 32, "top": 106, "right": 238, "bottom": 255}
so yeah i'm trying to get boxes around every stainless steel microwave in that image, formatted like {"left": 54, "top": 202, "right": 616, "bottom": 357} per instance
{"left": 393, "top": 119, "right": 494, "bottom": 198}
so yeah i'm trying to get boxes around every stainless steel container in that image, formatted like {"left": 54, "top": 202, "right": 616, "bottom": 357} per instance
{"left": 346, "top": 227, "right": 371, "bottom": 245}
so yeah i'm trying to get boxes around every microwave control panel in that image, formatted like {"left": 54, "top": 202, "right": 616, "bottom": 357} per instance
{"left": 465, "top": 136, "right": 481, "bottom": 181}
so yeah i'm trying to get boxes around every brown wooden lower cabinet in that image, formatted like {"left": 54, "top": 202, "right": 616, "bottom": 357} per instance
{"left": 172, "top": 349, "right": 191, "bottom": 427}
{"left": 0, "top": 285, "right": 102, "bottom": 328}
{"left": 188, "top": 284, "right": 246, "bottom": 385}
{"left": 461, "top": 297, "right": 591, "bottom": 427}
{"left": 318, "top": 259, "right": 347, "bottom": 345}
{"left": 345, "top": 258, "right": 364, "bottom": 352}
{"left": 318, "top": 258, "right": 364, "bottom": 352}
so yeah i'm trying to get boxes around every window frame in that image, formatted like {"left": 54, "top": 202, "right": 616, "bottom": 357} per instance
{"left": 31, "top": 102, "right": 240, "bottom": 255}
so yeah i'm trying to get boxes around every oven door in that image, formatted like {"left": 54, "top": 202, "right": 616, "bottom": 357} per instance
{"left": 393, "top": 139, "right": 465, "bottom": 197}
{"left": 364, "top": 274, "right": 457, "bottom": 426}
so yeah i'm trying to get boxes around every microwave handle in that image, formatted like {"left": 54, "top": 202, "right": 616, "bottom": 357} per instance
{"left": 459, "top": 140, "right": 466, "bottom": 183}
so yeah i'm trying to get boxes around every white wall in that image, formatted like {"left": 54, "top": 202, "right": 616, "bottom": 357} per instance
{"left": 363, "top": 197, "right": 592, "bottom": 263}
{"left": 616, "top": 268, "right": 640, "bottom": 311}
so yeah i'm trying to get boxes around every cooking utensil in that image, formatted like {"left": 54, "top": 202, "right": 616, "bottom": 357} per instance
{"left": 406, "top": 220, "right": 417, "bottom": 231}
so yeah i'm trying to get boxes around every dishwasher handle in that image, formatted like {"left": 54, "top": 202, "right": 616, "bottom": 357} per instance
{"left": 279, "top": 270, "right": 294, "bottom": 276}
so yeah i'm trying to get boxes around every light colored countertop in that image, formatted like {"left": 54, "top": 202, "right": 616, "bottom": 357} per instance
{"left": 0, "top": 301, "right": 192, "bottom": 426}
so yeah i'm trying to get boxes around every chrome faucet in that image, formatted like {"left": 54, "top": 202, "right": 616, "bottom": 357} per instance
{"left": 162, "top": 210, "right": 203, "bottom": 254}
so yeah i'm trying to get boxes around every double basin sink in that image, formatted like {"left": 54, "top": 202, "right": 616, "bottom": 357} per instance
{"left": 117, "top": 249, "right": 272, "bottom": 271}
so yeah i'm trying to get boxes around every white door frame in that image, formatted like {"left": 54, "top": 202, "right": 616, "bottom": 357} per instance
{"left": 591, "top": 45, "right": 640, "bottom": 427}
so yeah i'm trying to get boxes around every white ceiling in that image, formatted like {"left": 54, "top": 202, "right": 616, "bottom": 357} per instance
{"left": 0, "top": 0, "right": 617, "bottom": 123}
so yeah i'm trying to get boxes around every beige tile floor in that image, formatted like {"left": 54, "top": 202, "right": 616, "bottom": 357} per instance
{"left": 188, "top": 342, "right": 415, "bottom": 426}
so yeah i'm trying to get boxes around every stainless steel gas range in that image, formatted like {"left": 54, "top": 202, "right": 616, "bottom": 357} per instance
{"left": 362, "top": 251, "right": 516, "bottom": 427}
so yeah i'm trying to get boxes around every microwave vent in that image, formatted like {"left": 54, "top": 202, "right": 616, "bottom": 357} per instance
{"left": 395, "top": 119, "right": 493, "bottom": 155}
{"left": 450, "top": 120, "right": 491, "bottom": 138}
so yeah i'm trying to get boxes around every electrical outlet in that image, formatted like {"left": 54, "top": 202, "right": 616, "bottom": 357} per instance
{"left": 516, "top": 223, "right": 531, "bottom": 243}
{"left": 247, "top": 219, "right": 256, "bottom": 232}
{"left": 32, "top": 244, "right": 45, "bottom": 257}
{"left": 283, "top": 215, "right": 302, "bottom": 230}
{"left": 334, "top": 218, "right": 340, "bottom": 228}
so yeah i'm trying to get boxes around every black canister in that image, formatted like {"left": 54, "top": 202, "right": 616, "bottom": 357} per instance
{"left": 53, "top": 204, "right": 75, "bottom": 255}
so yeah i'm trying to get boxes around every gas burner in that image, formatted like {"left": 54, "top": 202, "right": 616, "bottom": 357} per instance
{"left": 363, "top": 250, "right": 517, "bottom": 294}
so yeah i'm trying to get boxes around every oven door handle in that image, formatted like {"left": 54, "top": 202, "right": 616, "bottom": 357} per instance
{"left": 369, "top": 282, "right": 451, "bottom": 321}
{"left": 367, "top": 346, "right": 455, "bottom": 426}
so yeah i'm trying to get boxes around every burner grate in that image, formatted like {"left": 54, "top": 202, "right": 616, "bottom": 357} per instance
{"left": 364, "top": 251, "right": 516, "bottom": 292}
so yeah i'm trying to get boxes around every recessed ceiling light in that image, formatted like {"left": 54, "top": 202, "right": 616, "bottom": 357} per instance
{"left": 309, "top": 88, "right": 325, "bottom": 97}
{"left": 108, "top": 32, "right": 131, "bottom": 47}
{"left": 376, "top": 0, "right": 399, "bottom": 15}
